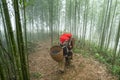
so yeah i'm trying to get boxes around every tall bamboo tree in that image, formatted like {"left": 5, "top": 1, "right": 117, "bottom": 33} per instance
{"left": 48, "top": 0, "right": 54, "bottom": 45}
{"left": 1, "top": 0, "right": 22, "bottom": 79}
{"left": 112, "top": 19, "right": 120, "bottom": 65}
{"left": 107, "top": 0, "right": 117, "bottom": 49}
{"left": 100, "top": 0, "right": 110, "bottom": 49}
{"left": 13, "top": 0, "right": 29, "bottom": 79}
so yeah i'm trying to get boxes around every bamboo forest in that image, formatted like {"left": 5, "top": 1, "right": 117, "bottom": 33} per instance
{"left": 0, "top": 0, "right": 120, "bottom": 80}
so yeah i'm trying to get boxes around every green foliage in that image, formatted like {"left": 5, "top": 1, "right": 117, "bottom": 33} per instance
{"left": 73, "top": 48, "right": 81, "bottom": 53}
{"left": 27, "top": 41, "right": 38, "bottom": 53}
{"left": 109, "top": 65, "right": 120, "bottom": 76}
{"left": 75, "top": 39, "right": 120, "bottom": 77}
{"left": 95, "top": 53, "right": 100, "bottom": 58}
{"left": 95, "top": 53, "right": 106, "bottom": 63}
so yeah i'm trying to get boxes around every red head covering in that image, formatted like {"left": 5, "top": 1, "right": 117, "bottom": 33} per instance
{"left": 60, "top": 35, "right": 69, "bottom": 44}
{"left": 62, "top": 33, "right": 72, "bottom": 38}
{"left": 59, "top": 33, "right": 72, "bottom": 44}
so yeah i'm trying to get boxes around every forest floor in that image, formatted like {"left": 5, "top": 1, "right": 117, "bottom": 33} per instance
{"left": 29, "top": 41, "right": 118, "bottom": 80}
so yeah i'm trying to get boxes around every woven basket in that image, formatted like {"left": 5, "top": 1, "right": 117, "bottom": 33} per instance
{"left": 50, "top": 45, "right": 63, "bottom": 62}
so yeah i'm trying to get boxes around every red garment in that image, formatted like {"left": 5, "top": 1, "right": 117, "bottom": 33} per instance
{"left": 59, "top": 33, "right": 72, "bottom": 44}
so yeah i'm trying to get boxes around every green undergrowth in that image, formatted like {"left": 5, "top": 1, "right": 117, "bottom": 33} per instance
{"left": 73, "top": 40, "right": 120, "bottom": 78}
{"left": 31, "top": 72, "right": 43, "bottom": 79}
{"left": 27, "top": 41, "right": 38, "bottom": 53}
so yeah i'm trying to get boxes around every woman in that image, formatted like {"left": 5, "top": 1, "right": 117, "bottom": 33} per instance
{"left": 59, "top": 33, "right": 74, "bottom": 66}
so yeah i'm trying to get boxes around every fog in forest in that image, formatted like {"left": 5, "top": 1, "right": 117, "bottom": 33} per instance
{"left": 0, "top": 0, "right": 120, "bottom": 80}
{"left": 0, "top": 0, "right": 120, "bottom": 51}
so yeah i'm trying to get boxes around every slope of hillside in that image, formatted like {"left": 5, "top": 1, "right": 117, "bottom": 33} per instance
{"left": 29, "top": 41, "right": 118, "bottom": 80}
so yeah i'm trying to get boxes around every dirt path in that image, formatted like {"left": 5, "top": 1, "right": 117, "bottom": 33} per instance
{"left": 29, "top": 41, "right": 118, "bottom": 80}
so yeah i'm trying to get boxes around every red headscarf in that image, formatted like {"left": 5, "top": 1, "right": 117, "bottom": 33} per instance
{"left": 60, "top": 36, "right": 69, "bottom": 44}
{"left": 59, "top": 33, "right": 72, "bottom": 44}
{"left": 62, "top": 33, "right": 72, "bottom": 38}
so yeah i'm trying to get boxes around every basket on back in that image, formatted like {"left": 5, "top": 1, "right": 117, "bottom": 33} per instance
{"left": 50, "top": 45, "right": 63, "bottom": 62}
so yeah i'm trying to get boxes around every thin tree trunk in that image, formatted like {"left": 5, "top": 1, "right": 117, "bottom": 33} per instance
{"left": 1, "top": 0, "right": 22, "bottom": 79}
{"left": 23, "top": 0, "right": 27, "bottom": 51}
{"left": 13, "top": 0, "right": 29, "bottom": 79}
{"left": 107, "top": 0, "right": 117, "bottom": 49}
{"left": 112, "top": 19, "right": 120, "bottom": 65}
{"left": 100, "top": 0, "right": 110, "bottom": 49}
{"left": 48, "top": 0, "right": 54, "bottom": 46}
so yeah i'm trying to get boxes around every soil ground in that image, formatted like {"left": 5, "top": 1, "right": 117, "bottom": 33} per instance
{"left": 29, "top": 41, "right": 118, "bottom": 80}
